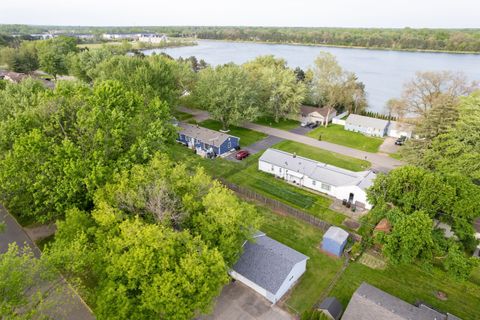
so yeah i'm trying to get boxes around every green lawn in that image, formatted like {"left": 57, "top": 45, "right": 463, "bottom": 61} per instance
{"left": 170, "top": 144, "right": 346, "bottom": 226}
{"left": 330, "top": 261, "right": 480, "bottom": 320}
{"left": 274, "top": 140, "right": 371, "bottom": 172}
{"left": 389, "top": 152, "right": 403, "bottom": 160}
{"left": 307, "top": 124, "right": 384, "bottom": 153}
{"left": 253, "top": 116, "right": 300, "bottom": 131}
{"left": 228, "top": 154, "right": 346, "bottom": 225}
{"left": 172, "top": 110, "right": 194, "bottom": 121}
{"left": 257, "top": 206, "right": 343, "bottom": 314}
{"left": 199, "top": 119, "right": 267, "bottom": 147}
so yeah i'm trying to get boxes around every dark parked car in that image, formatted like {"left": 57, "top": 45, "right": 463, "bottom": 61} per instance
{"left": 307, "top": 122, "right": 318, "bottom": 129}
{"left": 235, "top": 150, "right": 250, "bottom": 160}
{"left": 395, "top": 136, "right": 407, "bottom": 145}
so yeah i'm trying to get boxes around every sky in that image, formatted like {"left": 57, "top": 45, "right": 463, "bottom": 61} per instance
{"left": 0, "top": 0, "right": 479, "bottom": 28}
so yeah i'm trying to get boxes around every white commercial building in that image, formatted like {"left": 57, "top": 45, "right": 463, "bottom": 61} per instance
{"left": 230, "top": 232, "right": 309, "bottom": 304}
{"left": 259, "top": 148, "right": 376, "bottom": 209}
{"left": 138, "top": 33, "right": 168, "bottom": 43}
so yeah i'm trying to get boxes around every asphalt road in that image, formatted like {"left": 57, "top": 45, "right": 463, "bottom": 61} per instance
{"left": 0, "top": 205, "right": 95, "bottom": 320}
{"left": 177, "top": 106, "right": 404, "bottom": 172}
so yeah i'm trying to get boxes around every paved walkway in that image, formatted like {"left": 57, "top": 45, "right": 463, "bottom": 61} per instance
{"left": 177, "top": 107, "right": 404, "bottom": 172}
{"left": 0, "top": 206, "right": 95, "bottom": 320}
{"left": 199, "top": 282, "right": 293, "bottom": 320}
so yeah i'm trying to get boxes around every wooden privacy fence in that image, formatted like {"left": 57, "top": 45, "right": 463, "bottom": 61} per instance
{"left": 220, "top": 179, "right": 332, "bottom": 232}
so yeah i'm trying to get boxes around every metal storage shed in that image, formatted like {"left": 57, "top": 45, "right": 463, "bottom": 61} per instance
{"left": 322, "top": 226, "right": 349, "bottom": 257}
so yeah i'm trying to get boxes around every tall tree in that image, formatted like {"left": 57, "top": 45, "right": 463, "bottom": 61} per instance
{"left": 389, "top": 71, "right": 478, "bottom": 119}
{"left": 194, "top": 64, "right": 259, "bottom": 130}
{"left": 37, "top": 36, "right": 78, "bottom": 79}
{"left": 244, "top": 56, "right": 306, "bottom": 121}
{"left": 422, "top": 92, "right": 480, "bottom": 181}
{"left": 382, "top": 211, "right": 435, "bottom": 264}
{"left": 309, "top": 52, "right": 366, "bottom": 113}
{"left": 0, "top": 243, "right": 60, "bottom": 319}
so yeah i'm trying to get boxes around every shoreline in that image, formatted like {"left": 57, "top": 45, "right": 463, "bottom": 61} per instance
{"left": 190, "top": 38, "right": 480, "bottom": 55}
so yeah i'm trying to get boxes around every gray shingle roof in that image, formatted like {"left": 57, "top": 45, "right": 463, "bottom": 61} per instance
{"left": 301, "top": 105, "right": 336, "bottom": 118}
{"left": 259, "top": 149, "right": 376, "bottom": 190}
{"left": 318, "top": 297, "right": 343, "bottom": 320}
{"left": 346, "top": 114, "right": 389, "bottom": 131}
{"left": 179, "top": 123, "right": 239, "bottom": 146}
{"left": 342, "top": 283, "right": 458, "bottom": 320}
{"left": 232, "top": 234, "right": 308, "bottom": 295}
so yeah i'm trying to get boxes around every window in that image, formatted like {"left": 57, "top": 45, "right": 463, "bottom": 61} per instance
{"left": 271, "top": 165, "right": 274, "bottom": 171}
{"left": 312, "top": 180, "right": 316, "bottom": 186}
{"left": 321, "top": 183, "right": 331, "bottom": 191}
{"left": 279, "top": 168, "right": 282, "bottom": 173}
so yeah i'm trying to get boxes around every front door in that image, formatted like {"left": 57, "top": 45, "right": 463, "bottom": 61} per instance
{"left": 348, "top": 193, "right": 354, "bottom": 203}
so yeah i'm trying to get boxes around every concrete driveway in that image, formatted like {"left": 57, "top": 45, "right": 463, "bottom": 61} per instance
{"left": 200, "top": 282, "right": 293, "bottom": 320}
{"left": 379, "top": 137, "right": 401, "bottom": 154}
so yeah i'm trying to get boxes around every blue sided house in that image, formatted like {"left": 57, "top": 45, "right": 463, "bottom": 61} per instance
{"left": 322, "top": 226, "right": 349, "bottom": 257}
{"left": 177, "top": 123, "right": 240, "bottom": 157}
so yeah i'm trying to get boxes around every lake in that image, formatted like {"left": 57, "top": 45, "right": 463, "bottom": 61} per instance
{"left": 144, "top": 40, "right": 480, "bottom": 114}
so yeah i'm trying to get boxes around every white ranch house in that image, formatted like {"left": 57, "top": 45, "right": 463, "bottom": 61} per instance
{"left": 259, "top": 149, "right": 376, "bottom": 209}
{"left": 344, "top": 114, "right": 389, "bottom": 137}
{"left": 344, "top": 114, "right": 415, "bottom": 138}
{"left": 230, "top": 232, "right": 309, "bottom": 304}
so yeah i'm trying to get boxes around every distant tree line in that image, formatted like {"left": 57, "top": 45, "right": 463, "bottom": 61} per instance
{"left": 2, "top": 25, "right": 480, "bottom": 53}
{"left": 359, "top": 110, "right": 397, "bottom": 121}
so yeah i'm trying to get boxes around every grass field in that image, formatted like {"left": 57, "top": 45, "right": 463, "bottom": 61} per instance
{"left": 170, "top": 144, "right": 480, "bottom": 319}
{"left": 172, "top": 110, "right": 194, "bottom": 121}
{"left": 228, "top": 155, "right": 346, "bottom": 225}
{"left": 273, "top": 140, "right": 371, "bottom": 172}
{"left": 169, "top": 144, "right": 346, "bottom": 225}
{"left": 307, "top": 124, "right": 384, "bottom": 153}
{"left": 389, "top": 152, "right": 403, "bottom": 160}
{"left": 199, "top": 119, "right": 267, "bottom": 147}
{"left": 253, "top": 116, "right": 300, "bottom": 131}
{"left": 330, "top": 261, "right": 480, "bottom": 320}
{"left": 257, "top": 206, "right": 343, "bottom": 314}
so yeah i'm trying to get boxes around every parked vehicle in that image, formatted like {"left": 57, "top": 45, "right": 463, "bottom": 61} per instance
{"left": 235, "top": 150, "right": 250, "bottom": 160}
{"left": 307, "top": 122, "right": 318, "bottom": 128}
{"left": 300, "top": 121, "right": 308, "bottom": 127}
{"left": 395, "top": 136, "right": 407, "bottom": 145}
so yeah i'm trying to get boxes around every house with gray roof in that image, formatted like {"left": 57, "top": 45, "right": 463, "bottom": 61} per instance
{"left": 342, "top": 282, "right": 461, "bottom": 320}
{"left": 177, "top": 123, "right": 240, "bottom": 157}
{"left": 345, "top": 114, "right": 389, "bottom": 137}
{"left": 230, "top": 232, "right": 309, "bottom": 304}
{"left": 300, "top": 105, "right": 337, "bottom": 126}
{"left": 258, "top": 148, "right": 376, "bottom": 209}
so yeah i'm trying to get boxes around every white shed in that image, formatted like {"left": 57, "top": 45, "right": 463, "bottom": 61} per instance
{"left": 229, "top": 232, "right": 309, "bottom": 304}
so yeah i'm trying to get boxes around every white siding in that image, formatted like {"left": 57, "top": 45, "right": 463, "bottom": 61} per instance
{"left": 259, "top": 160, "right": 372, "bottom": 209}
{"left": 345, "top": 123, "right": 386, "bottom": 137}
{"left": 334, "top": 185, "right": 372, "bottom": 209}
{"left": 274, "top": 260, "right": 307, "bottom": 302}
{"left": 229, "top": 270, "right": 272, "bottom": 301}
{"left": 387, "top": 128, "right": 412, "bottom": 139}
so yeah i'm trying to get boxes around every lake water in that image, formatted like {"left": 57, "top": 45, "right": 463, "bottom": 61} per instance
{"left": 144, "top": 40, "right": 480, "bottom": 114}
